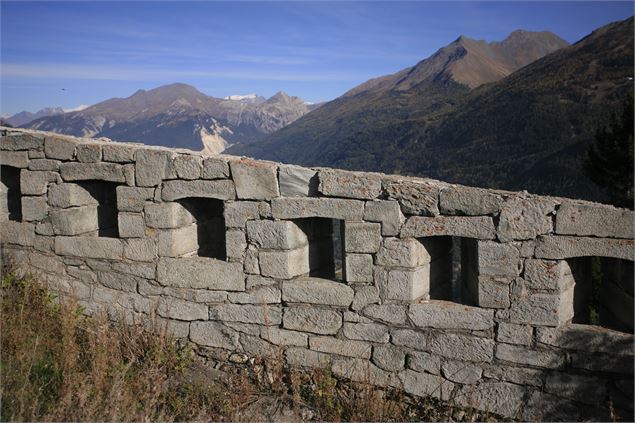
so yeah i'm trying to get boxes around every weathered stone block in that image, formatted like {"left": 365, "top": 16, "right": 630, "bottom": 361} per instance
{"left": 455, "top": 381, "right": 526, "bottom": 417}
{"left": 1, "top": 221, "right": 35, "bottom": 246}
{"left": 343, "top": 322, "right": 389, "bottom": 343}
{"left": 345, "top": 222, "right": 381, "bottom": 253}
{"left": 441, "top": 360, "right": 483, "bottom": 384}
{"left": 190, "top": 321, "right": 239, "bottom": 349}
{"left": 391, "top": 329, "right": 428, "bottom": 350}
{"left": 271, "top": 197, "right": 364, "bottom": 220}
{"left": 556, "top": 201, "right": 634, "bottom": 239}
{"left": 224, "top": 201, "right": 259, "bottom": 228}
{"left": 21, "top": 196, "right": 48, "bottom": 221}
{"left": 145, "top": 202, "right": 193, "bottom": 229}
{"left": 482, "top": 366, "right": 544, "bottom": 387}
{"left": 123, "top": 238, "right": 156, "bottom": 262}
{"left": 386, "top": 179, "right": 440, "bottom": 216}
{"left": 362, "top": 304, "right": 408, "bottom": 325}
{"left": 262, "top": 327, "right": 308, "bottom": 347}
{"left": 282, "top": 277, "right": 353, "bottom": 307}
{"left": 48, "top": 183, "right": 97, "bottom": 208}
{"left": 376, "top": 238, "right": 427, "bottom": 267}
{"left": 401, "top": 216, "right": 496, "bottom": 239}
{"left": 173, "top": 154, "right": 202, "bottom": 179}
{"left": 76, "top": 144, "right": 102, "bottom": 163}
{"left": 345, "top": 253, "right": 373, "bottom": 283}
{"left": 373, "top": 345, "right": 405, "bottom": 372}
{"left": 102, "top": 144, "right": 138, "bottom": 163}
{"left": 428, "top": 333, "right": 495, "bottom": 362}
{"left": 535, "top": 235, "right": 634, "bottom": 261}
{"left": 59, "top": 162, "right": 125, "bottom": 183}
{"left": 230, "top": 159, "right": 279, "bottom": 200}
{"left": 1, "top": 133, "right": 44, "bottom": 150}
{"left": 363, "top": 200, "right": 404, "bottom": 236}
{"left": 45, "top": 136, "right": 76, "bottom": 159}
{"left": 439, "top": 186, "right": 504, "bottom": 216}
{"left": 50, "top": 205, "right": 98, "bottom": 235}
{"left": 1, "top": 151, "right": 28, "bottom": 167}
{"left": 497, "top": 322, "right": 533, "bottom": 346}
{"left": 226, "top": 229, "right": 246, "bottom": 260}
{"left": 97, "top": 271, "right": 139, "bottom": 292}
{"left": 318, "top": 169, "right": 381, "bottom": 200}
{"left": 259, "top": 245, "right": 309, "bottom": 279}
{"left": 408, "top": 301, "right": 495, "bottom": 331}
{"left": 246, "top": 220, "right": 308, "bottom": 249}
{"left": 498, "top": 196, "right": 557, "bottom": 242}
{"left": 495, "top": 344, "right": 565, "bottom": 369}
{"left": 351, "top": 285, "right": 380, "bottom": 311}
{"left": 309, "top": 336, "right": 372, "bottom": 358}
{"left": 135, "top": 149, "right": 173, "bottom": 187}
{"left": 116, "top": 186, "right": 153, "bottom": 212}
{"left": 161, "top": 179, "right": 235, "bottom": 201}
{"left": 228, "top": 286, "right": 281, "bottom": 304}
{"left": 157, "top": 257, "right": 245, "bottom": 291}
{"left": 536, "top": 324, "right": 633, "bottom": 355}
{"left": 55, "top": 236, "right": 123, "bottom": 260}
{"left": 286, "top": 347, "right": 332, "bottom": 369}
{"left": 407, "top": 351, "right": 441, "bottom": 374}
{"left": 209, "top": 304, "right": 281, "bottom": 325}
{"left": 283, "top": 306, "right": 342, "bottom": 335}
{"left": 28, "top": 158, "right": 60, "bottom": 171}
{"left": 20, "top": 170, "right": 58, "bottom": 195}
{"left": 201, "top": 157, "right": 230, "bottom": 179}
{"left": 399, "top": 369, "right": 453, "bottom": 400}
{"left": 278, "top": 164, "right": 317, "bottom": 197}
{"left": 118, "top": 213, "right": 145, "bottom": 238}
{"left": 524, "top": 259, "right": 574, "bottom": 291}
{"left": 333, "top": 357, "right": 401, "bottom": 388}
{"left": 474, "top": 240, "right": 521, "bottom": 276}
{"left": 545, "top": 372, "right": 607, "bottom": 403}
{"left": 474, "top": 276, "right": 511, "bottom": 308}
{"left": 156, "top": 297, "right": 208, "bottom": 321}
{"left": 384, "top": 266, "right": 427, "bottom": 301}
{"left": 508, "top": 287, "right": 574, "bottom": 327}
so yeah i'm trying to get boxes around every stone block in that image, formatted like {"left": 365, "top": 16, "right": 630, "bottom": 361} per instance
{"left": 190, "top": 321, "right": 239, "bottom": 349}
{"left": 372, "top": 345, "right": 405, "bottom": 372}
{"left": 407, "top": 351, "right": 441, "bottom": 374}
{"left": 135, "top": 149, "right": 173, "bottom": 187}
{"left": 386, "top": 179, "right": 440, "bottom": 216}
{"left": 20, "top": 170, "right": 58, "bottom": 195}
{"left": 498, "top": 196, "right": 557, "bottom": 242}
{"left": 497, "top": 322, "right": 533, "bottom": 346}
{"left": 226, "top": 229, "right": 246, "bottom": 260}
{"left": 570, "top": 351, "right": 634, "bottom": 374}
{"left": 227, "top": 286, "right": 281, "bottom": 304}
{"left": 244, "top": 247, "right": 260, "bottom": 274}
{"left": 401, "top": 216, "right": 496, "bottom": 239}
{"left": 535, "top": 324, "right": 633, "bottom": 355}
{"left": 344, "top": 222, "right": 381, "bottom": 253}
{"left": 441, "top": 361, "right": 483, "bottom": 384}
{"left": 1, "top": 151, "right": 28, "bottom": 167}
{"left": 240, "top": 334, "right": 277, "bottom": 358}
{"left": 102, "top": 144, "right": 138, "bottom": 163}
{"left": 428, "top": 333, "right": 495, "bottom": 362}
{"left": 309, "top": 336, "right": 372, "bottom": 358}
{"left": 278, "top": 164, "right": 317, "bottom": 197}
{"left": 376, "top": 238, "right": 427, "bottom": 267}
{"left": 524, "top": 259, "right": 574, "bottom": 291}
{"left": 118, "top": 213, "right": 145, "bottom": 238}
{"left": 230, "top": 159, "right": 279, "bottom": 200}
{"left": 201, "top": 157, "right": 230, "bottom": 179}
{"left": 482, "top": 366, "right": 544, "bottom": 387}
{"left": 399, "top": 369, "right": 453, "bottom": 401}
{"left": 351, "top": 285, "right": 380, "bottom": 311}
{"left": 544, "top": 372, "right": 607, "bottom": 403}
{"left": 97, "top": 271, "right": 139, "bottom": 292}
{"left": 224, "top": 201, "right": 259, "bottom": 228}
{"left": 439, "top": 186, "right": 504, "bottom": 216}
{"left": 508, "top": 287, "right": 574, "bottom": 327}
{"left": 282, "top": 277, "right": 354, "bottom": 307}
{"left": 21, "top": 196, "right": 48, "bottom": 221}
{"left": 246, "top": 220, "right": 308, "bottom": 249}
{"left": 333, "top": 357, "right": 402, "bottom": 388}
{"left": 262, "top": 327, "right": 308, "bottom": 347}
{"left": 173, "top": 154, "right": 202, "bottom": 179}
{"left": 535, "top": 235, "right": 634, "bottom": 261}
{"left": 283, "top": 306, "right": 342, "bottom": 335}
{"left": 76, "top": 144, "right": 102, "bottom": 163}
{"left": 259, "top": 245, "right": 309, "bottom": 279}
{"left": 318, "top": 169, "right": 381, "bottom": 200}
{"left": 455, "top": 381, "right": 526, "bottom": 418}
{"left": 28, "top": 158, "right": 60, "bottom": 171}
{"left": 124, "top": 238, "right": 156, "bottom": 262}
{"left": 475, "top": 276, "right": 511, "bottom": 308}
{"left": 384, "top": 266, "right": 428, "bottom": 301}
{"left": 495, "top": 344, "right": 566, "bottom": 369}
{"left": 157, "top": 257, "right": 244, "bottom": 291}
{"left": 271, "top": 197, "right": 364, "bottom": 220}
{"left": 145, "top": 202, "right": 193, "bottom": 229}
{"left": 391, "top": 329, "right": 428, "bottom": 351}
{"left": 1, "top": 133, "right": 44, "bottom": 150}
{"left": 556, "top": 201, "right": 634, "bottom": 239}
{"left": 362, "top": 304, "right": 407, "bottom": 325}
{"left": 474, "top": 240, "right": 521, "bottom": 276}
{"left": 209, "top": 304, "right": 281, "bottom": 325}
{"left": 50, "top": 205, "right": 98, "bottom": 235}
{"left": 345, "top": 253, "right": 373, "bottom": 283}
{"left": 364, "top": 200, "right": 404, "bottom": 236}
{"left": 55, "top": 236, "right": 123, "bottom": 260}
{"left": 408, "top": 301, "right": 495, "bottom": 330}
{"left": 343, "top": 322, "right": 389, "bottom": 343}
{"left": 59, "top": 162, "right": 125, "bottom": 183}
{"left": 286, "top": 347, "right": 332, "bottom": 369}
{"left": 45, "top": 136, "right": 76, "bottom": 159}
{"left": 48, "top": 183, "right": 98, "bottom": 208}
{"left": 116, "top": 186, "right": 154, "bottom": 212}
{"left": 161, "top": 179, "right": 235, "bottom": 201}
{"left": 157, "top": 297, "right": 209, "bottom": 321}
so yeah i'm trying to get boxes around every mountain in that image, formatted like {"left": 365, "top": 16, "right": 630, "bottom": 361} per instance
{"left": 6, "top": 107, "right": 65, "bottom": 127}
{"left": 229, "top": 18, "right": 634, "bottom": 202}
{"left": 25, "top": 83, "right": 315, "bottom": 153}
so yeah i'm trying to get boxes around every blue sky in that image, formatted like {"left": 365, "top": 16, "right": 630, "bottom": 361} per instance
{"left": 1, "top": 1, "right": 633, "bottom": 115}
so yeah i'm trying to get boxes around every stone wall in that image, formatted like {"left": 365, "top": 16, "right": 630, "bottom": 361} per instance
{"left": 1, "top": 127, "right": 634, "bottom": 420}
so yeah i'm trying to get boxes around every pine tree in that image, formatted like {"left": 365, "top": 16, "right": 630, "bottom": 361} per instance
{"left": 584, "top": 93, "right": 634, "bottom": 209}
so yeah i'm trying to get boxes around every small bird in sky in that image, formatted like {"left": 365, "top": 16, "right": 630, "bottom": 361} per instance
{"left": 61, "top": 88, "right": 67, "bottom": 91}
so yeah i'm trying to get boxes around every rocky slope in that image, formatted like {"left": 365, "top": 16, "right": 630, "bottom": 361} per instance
{"left": 6, "top": 107, "right": 65, "bottom": 127}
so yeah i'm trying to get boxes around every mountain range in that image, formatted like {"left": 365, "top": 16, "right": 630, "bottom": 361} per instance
{"left": 229, "top": 17, "right": 634, "bottom": 202}
{"left": 24, "top": 85, "right": 319, "bottom": 153}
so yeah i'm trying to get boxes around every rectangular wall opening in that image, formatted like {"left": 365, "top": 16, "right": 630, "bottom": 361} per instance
{"left": 297, "top": 218, "right": 345, "bottom": 281}
{"left": 1, "top": 166, "right": 22, "bottom": 221}
{"left": 571, "top": 256, "right": 634, "bottom": 333}
{"left": 77, "top": 181, "right": 120, "bottom": 237}
{"left": 178, "top": 197, "right": 226, "bottom": 260}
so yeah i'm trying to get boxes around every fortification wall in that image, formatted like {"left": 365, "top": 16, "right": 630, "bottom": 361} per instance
{"left": 1, "top": 127, "right": 634, "bottom": 420}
